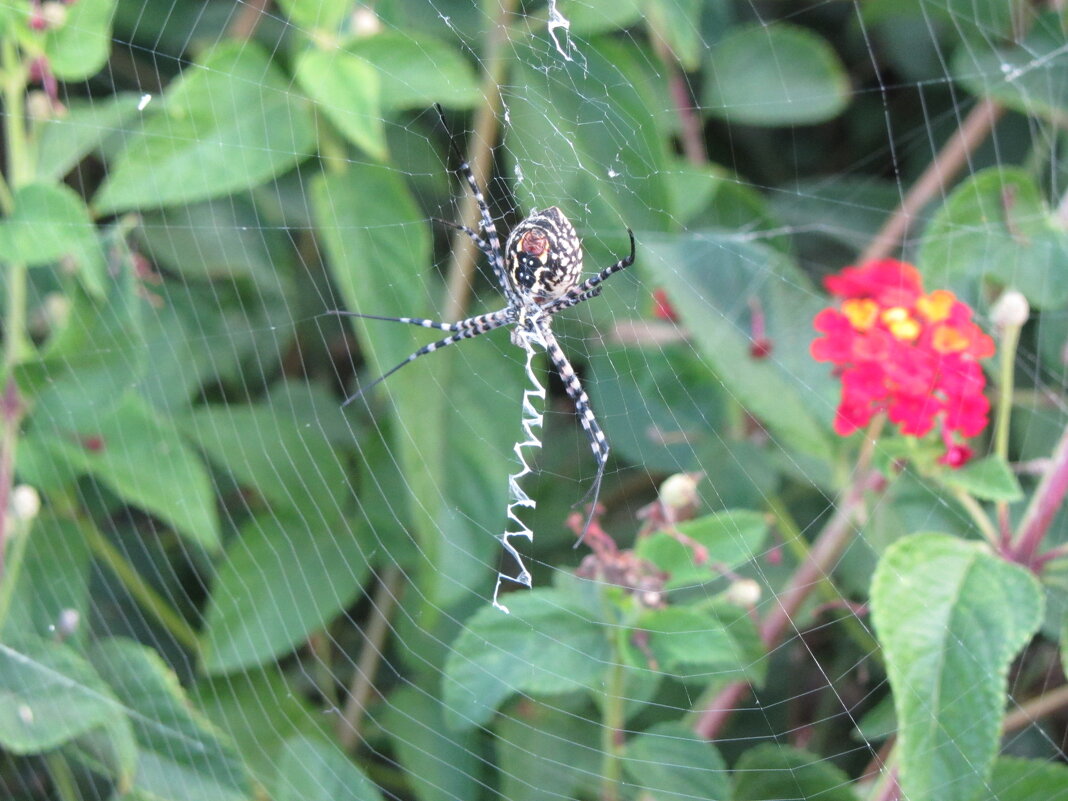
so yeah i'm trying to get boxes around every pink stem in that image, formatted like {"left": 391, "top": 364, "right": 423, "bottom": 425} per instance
{"left": 1010, "top": 422, "right": 1068, "bottom": 570}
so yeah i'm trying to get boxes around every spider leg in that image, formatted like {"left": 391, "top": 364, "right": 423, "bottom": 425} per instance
{"left": 341, "top": 311, "right": 510, "bottom": 405}
{"left": 324, "top": 309, "right": 465, "bottom": 332}
{"left": 572, "top": 228, "right": 636, "bottom": 297}
{"left": 434, "top": 217, "right": 492, "bottom": 257}
{"left": 456, "top": 160, "right": 514, "bottom": 297}
{"left": 543, "top": 287, "right": 601, "bottom": 316}
{"left": 542, "top": 330, "right": 608, "bottom": 545}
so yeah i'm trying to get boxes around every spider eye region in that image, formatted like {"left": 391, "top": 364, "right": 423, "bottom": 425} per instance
{"left": 505, "top": 207, "right": 583, "bottom": 300}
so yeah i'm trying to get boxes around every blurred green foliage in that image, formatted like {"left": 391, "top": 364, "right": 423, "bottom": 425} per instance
{"left": 0, "top": 1, "right": 1067, "bottom": 800}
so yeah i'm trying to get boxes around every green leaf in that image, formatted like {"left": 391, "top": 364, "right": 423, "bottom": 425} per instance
{"left": 295, "top": 48, "right": 387, "bottom": 161}
{"left": 89, "top": 638, "right": 252, "bottom": 801}
{"left": 919, "top": 167, "right": 1068, "bottom": 309}
{"left": 36, "top": 393, "right": 221, "bottom": 551}
{"left": 953, "top": 15, "right": 1068, "bottom": 125}
{"left": 636, "top": 509, "right": 769, "bottom": 589}
{"left": 381, "top": 687, "right": 483, "bottom": 801}
{"left": 495, "top": 703, "right": 602, "bottom": 801}
{"left": 36, "top": 94, "right": 142, "bottom": 182}
{"left": 180, "top": 403, "right": 348, "bottom": 522}
{"left": 194, "top": 668, "right": 323, "bottom": 789}
{"left": 733, "top": 743, "right": 855, "bottom": 801}
{"left": 0, "top": 183, "right": 106, "bottom": 296}
{"left": 643, "top": 233, "right": 835, "bottom": 463}
{"left": 982, "top": 757, "right": 1068, "bottom": 801}
{"left": 314, "top": 165, "right": 513, "bottom": 606}
{"left": 442, "top": 589, "right": 611, "bottom": 730}
{"left": 136, "top": 197, "right": 292, "bottom": 289}
{"left": 274, "top": 736, "right": 383, "bottom": 801}
{"left": 871, "top": 533, "right": 1043, "bottom": 801}
{"left": 95, "top": 41, "right": 314, "bottom": 212}
{"left": 623, "top": 721, "right": 729, "bottom": 800}
{"left": 200, "top": 513, "right": 370, "bottom": 674}
{"left": 635, "top": 607, "right": 756, "bottom": 683}
{"left": 0, "top": 637, "right": 118, "bottom": 753}
{"left": 44, "top": 0, "right": 117, "bottom": 81}
{"left": 555, "top": 0, "right": 642, "bottom": 36}
{"left": 346, "top": 32, "right": 480, "bottom": 110}
{"left": 645, "top": 0, "right": 702, "bottom": 70}
{"left": 276, "top": 0, "right": 350, "bottom": 30}
{"left": 704, "top": 23, "right": 850, "bottom": 126}
{"left": 942, "top": 455, "right": 1024, "bottom": 502}
{"left": 0, "top": 515, "right": 90, "bottom": 643}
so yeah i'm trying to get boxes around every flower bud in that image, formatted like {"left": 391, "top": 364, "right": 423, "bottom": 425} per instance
{"left": 11, "top": 485, "right": 40, "bottom": 522}
{"left": 351, "top": 6, "right": 381, "bottom": 37}
{"left": 991, "top": 289, "right": 1029, "bottom": 330}
{"left": 659, "top": 472, "right": 700, "bottom": 512}
{"left": 40, "top": 2, "right": 67, "bottom": 28}
{"left": 56, "top": 608, "right": 80, "bottom": 638}
{"left": 725, "top": 578, "right": 761, "bottom": 608}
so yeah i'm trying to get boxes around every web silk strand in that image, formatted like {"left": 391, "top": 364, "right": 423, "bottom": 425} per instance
{"left": 493, "top": 328, "right": 547, "bottom": 613}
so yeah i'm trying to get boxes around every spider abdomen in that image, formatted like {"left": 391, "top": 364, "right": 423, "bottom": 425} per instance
{"left": 505, "top": 207, "right": 583, "bottom": 300}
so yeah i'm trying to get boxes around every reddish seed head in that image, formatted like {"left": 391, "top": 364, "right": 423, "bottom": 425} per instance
{"left": 82, "top": 435, "right": 105, "bottom": 452}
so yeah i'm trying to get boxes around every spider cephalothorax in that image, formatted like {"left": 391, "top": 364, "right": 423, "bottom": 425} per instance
{"left": 505, "top": 206, "right": 583, "bottom": 300}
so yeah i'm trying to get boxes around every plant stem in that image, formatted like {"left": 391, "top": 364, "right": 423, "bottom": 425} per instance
{"left": 1010, "top": 421, "right": 1068, "bottom": 568}
{"left": 45, "top": 752, "right": 83, "bottom": 801}
{"left": 766, "top": 495, "right": 881, "bottom": 658}
{"left": 859, "top": 99, "right": 1002, "bottom": 263}
{"left": 337, "top": 566, "right": 404, "bottom": 750}
{"left": 77, "top": 516, "right": 201, "bottom": 653}
{"left": 442, "top": 0, "right": 515, "bottom": 322}
{"left": 945, "top": 485, "right": 1000, "bottom": 547}
{"left": 0, "top": 492, "right": 31, "bottom": 628}
{"left": 600, "top": 654, "right": 626, "bottom": 801}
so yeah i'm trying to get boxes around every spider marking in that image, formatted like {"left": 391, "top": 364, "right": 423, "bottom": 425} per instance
{"left": 331, "top": 156, "right": 635, "bottom": 587}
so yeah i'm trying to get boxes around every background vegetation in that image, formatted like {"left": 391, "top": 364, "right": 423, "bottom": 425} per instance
{"left": 1, "top": 1, "right": 1067, "bottom": 800}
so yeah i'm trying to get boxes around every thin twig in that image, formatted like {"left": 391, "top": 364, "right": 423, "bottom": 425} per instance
{"left": 337, "top": 566, "right": 404, "bottom": 750}
{"left": 859, "top": 99, "right": 1003, "bottom": 263}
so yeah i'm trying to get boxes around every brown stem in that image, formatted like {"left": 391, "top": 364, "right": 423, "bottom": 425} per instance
{"left": 694, "top": 468, "right": 886, "bottom": 739}
{"left": 337, "top": 566, "right": 404, "bottom": 750}
{"left": 859, "top": 99, "right": 1003, "bottom": 264}
{"left": 443, "top": 0, "right": 516, "bottom": 322}
{"left": 226, "top": 0, "right": 269, "bottom": 40}
{"left": 1010, "top": 421, "right": 1068, "bottom": 569}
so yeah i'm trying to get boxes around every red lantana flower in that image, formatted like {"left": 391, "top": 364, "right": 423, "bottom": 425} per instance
{"left": 811, "top": 259, "right": 994, "bottom": 466}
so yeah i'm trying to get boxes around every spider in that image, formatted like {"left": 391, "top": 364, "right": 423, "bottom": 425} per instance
{"left": 334, "top": 158, "right": 635, "bottom": 539}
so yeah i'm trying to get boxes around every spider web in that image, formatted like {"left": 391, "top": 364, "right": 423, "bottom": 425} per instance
{"left": 4, "top": 1, "right": 1068, "bottom": 800}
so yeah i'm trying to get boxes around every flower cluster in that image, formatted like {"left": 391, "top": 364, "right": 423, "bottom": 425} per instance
{"left": 811, "top": 259, "right": 995, "bottom": 465}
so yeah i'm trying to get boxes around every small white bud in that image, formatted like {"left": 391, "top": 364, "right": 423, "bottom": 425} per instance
{"left": 40, "top": 2, "right": 68, "bottom": 28}
{"left": 25, "top": 91, "right": 54, "bottom": 121}
{"left": 56, "top": 608, "right": 80, "bottom": 638}
{"left": 43, "top": 292, "right": 71, "bottom": 329}
{"left": 725, "top": 578, "right": 762, "bottom": 608}
{"left": 18, "top": 704, "right": 33, "bottom": 725}
{"left": 351, "top": 6, "right": 381, "bottom": 37}
{"left": 11, "top": 485, "right": 40, "bottom": 522}
{"left": 991, "top": 289, "right": 1029, "bottom": 330}
{"left": 659, "top": 472, "right": 701, "bottom": 511}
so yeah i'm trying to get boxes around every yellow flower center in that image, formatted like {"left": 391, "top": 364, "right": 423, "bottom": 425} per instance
{"left": 842, "top": 298, "right": 879, "bottom": 331}
{"left": 932, "top": 324, "right": 969, "bottom": 353}
{"left": 881, "top": 306, "right": 920, "bottom": 341}
{"left": 916, "top": 289, "right": 955, "bottom": 323}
